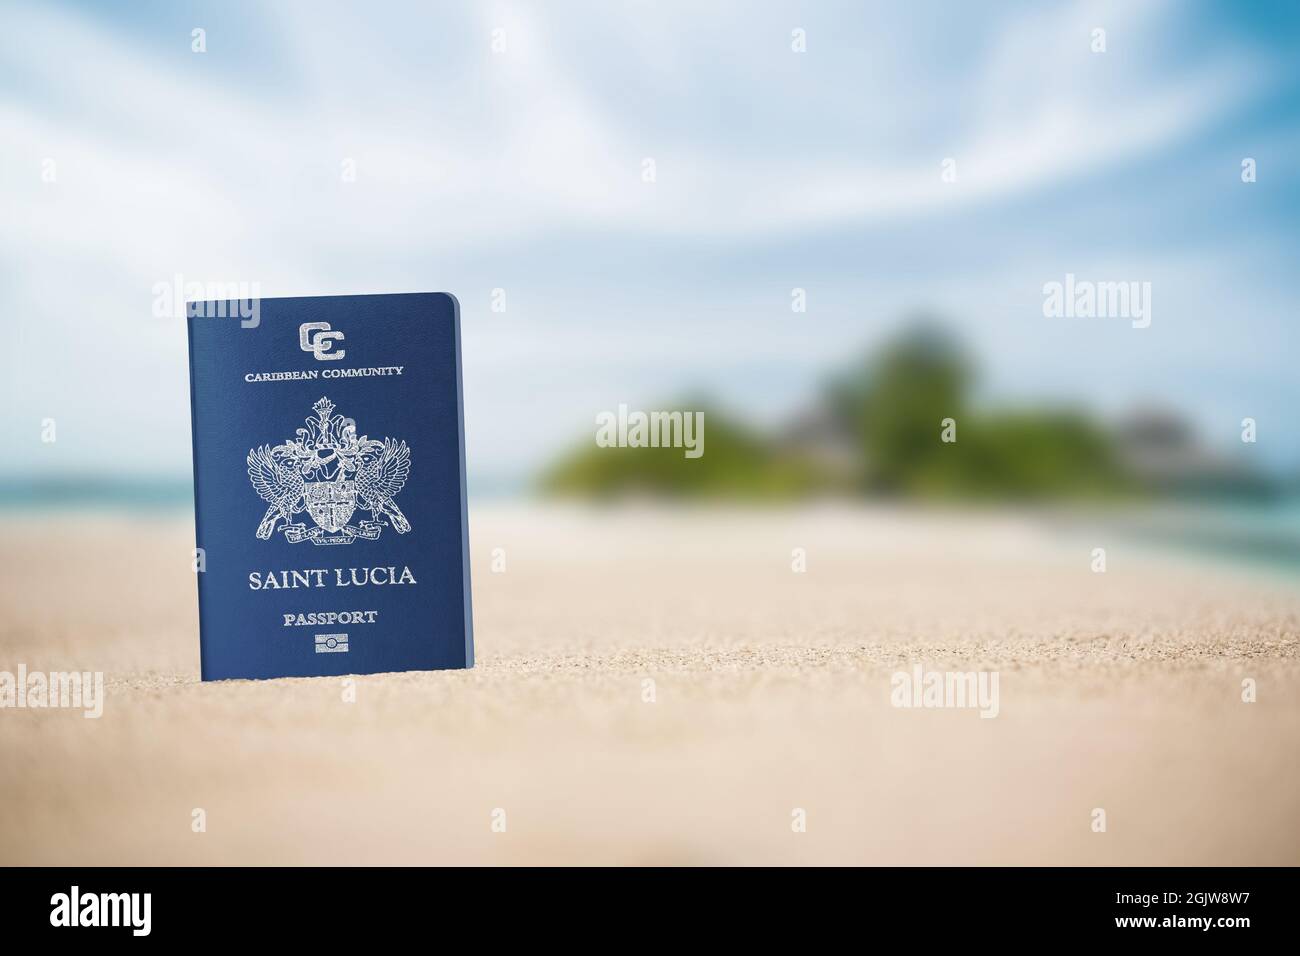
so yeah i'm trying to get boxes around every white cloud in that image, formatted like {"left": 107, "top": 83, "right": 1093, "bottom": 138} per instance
{"left": 0, "top": 0, "right": 1284, "bottom": 477}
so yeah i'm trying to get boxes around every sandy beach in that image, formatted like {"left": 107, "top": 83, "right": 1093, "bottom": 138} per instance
{"left": 1, "top": 503, "right": 1297, "bottom": 865}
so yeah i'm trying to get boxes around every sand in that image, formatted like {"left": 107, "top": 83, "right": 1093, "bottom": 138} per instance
{"left": 1, "top": 503, "right": 1297, "bottom": 865}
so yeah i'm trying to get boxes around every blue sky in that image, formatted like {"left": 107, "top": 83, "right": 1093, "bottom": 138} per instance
{"left": 3, "top": 0, "right": 1299, "bottom": 487}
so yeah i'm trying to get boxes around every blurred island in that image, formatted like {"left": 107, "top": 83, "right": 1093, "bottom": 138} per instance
{"left": 542, "top": 322, "right": 1274, "bottom": 502}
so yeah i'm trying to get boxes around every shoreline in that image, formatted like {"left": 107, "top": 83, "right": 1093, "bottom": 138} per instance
{"left": 2, "top": 505, "right": 1297, "bottom": 865}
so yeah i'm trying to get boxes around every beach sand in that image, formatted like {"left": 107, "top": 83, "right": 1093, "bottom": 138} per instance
{"left": 1, "top": 503, "right": 1297, "bottom": 865}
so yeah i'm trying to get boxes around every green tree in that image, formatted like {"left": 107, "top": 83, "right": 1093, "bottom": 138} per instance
{"left": 541, "top": 403, "right": 824, "bottom": 499}
{"left": 828, "top": 321, "right": 971, "bottom": 493}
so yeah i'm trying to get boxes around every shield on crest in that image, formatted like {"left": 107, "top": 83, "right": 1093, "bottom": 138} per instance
{"left": 249, "top": 398, "right": 412, "bottom": 544}
{"left": 304, "top": 479, "right": 357, "bottom": 532}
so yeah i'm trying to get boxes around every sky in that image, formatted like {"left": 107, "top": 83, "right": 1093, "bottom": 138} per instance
{"left": 3, "top": 0, "right": 1299, "bottom": 489}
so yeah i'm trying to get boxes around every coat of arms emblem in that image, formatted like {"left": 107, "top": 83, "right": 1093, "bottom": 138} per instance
{"left": 247, "top": 397, "right": 412, "bottom": 545}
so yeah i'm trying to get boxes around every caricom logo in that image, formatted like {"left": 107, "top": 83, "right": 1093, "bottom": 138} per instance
{"left": 300, "top": 321, "right": 346, "bottom": 361}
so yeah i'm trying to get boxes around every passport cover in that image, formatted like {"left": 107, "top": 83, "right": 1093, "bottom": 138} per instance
{"left": 187, "top": 292, "right": 473, "bottom": 680}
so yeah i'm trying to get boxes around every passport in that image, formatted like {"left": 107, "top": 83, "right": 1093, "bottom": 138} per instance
{"left": 186, "top": 293, "right": 473, "bottom": 680}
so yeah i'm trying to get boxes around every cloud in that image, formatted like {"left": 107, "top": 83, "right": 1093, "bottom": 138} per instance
{"left": 0, "top": 0, "right": 1289, "bottom": 477}
{"left": 3, "top": 0, "right": 1266, "bottom": 264}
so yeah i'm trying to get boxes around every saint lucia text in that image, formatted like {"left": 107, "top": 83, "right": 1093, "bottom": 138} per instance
{"left": 249, "top": 566, "right": 417, "bottom": 589}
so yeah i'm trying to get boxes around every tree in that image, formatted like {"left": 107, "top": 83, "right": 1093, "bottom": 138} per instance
{"left": 828, "top": 320, "right": 971, "bottom": 493}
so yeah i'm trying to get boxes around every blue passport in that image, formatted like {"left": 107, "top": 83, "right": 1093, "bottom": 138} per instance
{"left": 187, "top": 292, "right": 473, "bottom": 680}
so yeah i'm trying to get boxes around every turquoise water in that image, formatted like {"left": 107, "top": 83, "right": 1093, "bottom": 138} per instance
{"left": 0, "top": 477, "right": 194, "bottom": 513}
{"left": 3, "top": 477, "right": 1298, "bottom": 571}
{"left": 1109, "top": 499, "right": 1300, "bottom": 571}
{"left": 0, "top": 474, "right": 525, "bottom": 513}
